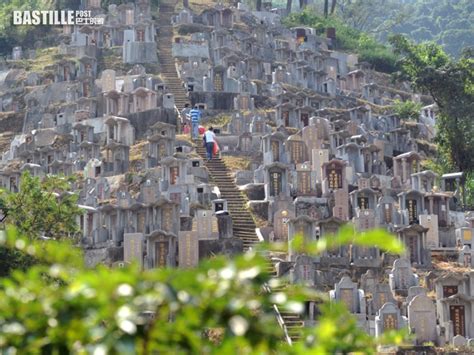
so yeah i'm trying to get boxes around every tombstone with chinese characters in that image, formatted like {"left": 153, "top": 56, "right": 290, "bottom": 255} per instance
{"left": 196, "top": 209, "right": 219, "bottom": 240}
{"left": 124, "top": 233, "right": 144, "bottom": 268}
{"left": 288, "top": 215, "right": 317, "bottom": 261}
{"left": 330, "top": 276, "right": 368, "bottom": 330}
{"left": 398, "top": 190, "right": 425, "bottom": 225}
{"left": 292, "top": 255, "right": 315, "bottom": 286}
{"left": 140, "top": 179, "right": 160, "bottom": 204}
{"left": 302, "top": 124, "right": 322, "bottom": 153}
{"left": 262, "top": 132, "right": 287, "bottom": 165}
{"left": 376, "top": 194, "right": 399, "bottom": 226}
{"left": 375, "top": 303, "right": 407, "bottom": 337}
{"left": 393, "top": 152, "right": 421, "bottom": 188}
{"left": 264, "top": 163, "right": 289, "bottom": 200}
{"left": 322, "top": 159, "right": 347, "bottom": 195}
{"left": 389, "top": 258, "right": 419, "bottom": 297}
{"left": 407, "top": 294, "right": 438, "bottom": 345}
{"left": 350, "top": 188, "right": 379, "bottom": 217}
{"left": 331, "top": 188, "right": 350, "bottom": 221}
{"left": 238, "top": 132, "right": 253, "bottom": 153}
{"left": 178, "top": 231, "right": 199, "bottom": 268}
{"left": 286, "top": 134, "right": 307, "bottom": 165}
{"left": 234, "top": 93, "right": 254, "bottom": 111}
{"left": 145, "top": 230, "right": 177, "bottom": 268}
{"left": 369, "top": 284, "right": 395, "bottom": 317}
{"left": 250, "top": 115, "right": 268, "bottom": 135}
{"left": 395, "top": 224, "right": 430, "bottom": 267}
{"left": 272, "top": 208, "right": 295, "bottom": 242}
{"left": 146, "top": 122, "right": 175, "bottom": 168}
{"left": 295, "top": 163, "right": 315, "bottom": 196}
{"left": 319, "top": 217, "right": 349, "bottom": 266}
{"left": 352, "top": 210, "right": 381, "bottom": 267}
{"left": 434, "top": 272, "right": 474, "bottom": 342}
{"left": 161, "top": 156, "right": 188, "bottom": 189}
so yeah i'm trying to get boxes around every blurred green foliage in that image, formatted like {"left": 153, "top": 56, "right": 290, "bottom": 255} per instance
{"left": 0, "top": 223, "right": 406, "bottom": 353}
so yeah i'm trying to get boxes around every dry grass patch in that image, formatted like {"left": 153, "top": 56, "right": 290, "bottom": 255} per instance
{"left": 222, "top": 156, "right": 251, "bottom": 172}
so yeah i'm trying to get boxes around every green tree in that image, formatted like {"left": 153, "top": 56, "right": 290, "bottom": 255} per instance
{"left": 0, "top": 225, "right": 406, "bottom": 353}
{"left": 390, "top": 35, "right": 474, "bottom": 173}
{"left": 0, "top": 172, "right": 81, "bottom": 277}
{"left": 1, "top": 171, "right": 81, "bottom": 240}
{"left": 392, "top": 99, "right": 422, "bottom": 121}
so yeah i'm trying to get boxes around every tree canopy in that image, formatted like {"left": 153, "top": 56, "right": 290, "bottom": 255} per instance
{"left": 390, "top": 35, "right": 474, "bottom": 173}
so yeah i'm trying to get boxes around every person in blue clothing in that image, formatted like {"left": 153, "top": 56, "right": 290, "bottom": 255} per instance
{"left": 189, "top": 105, "right": 201, "bottom": 139}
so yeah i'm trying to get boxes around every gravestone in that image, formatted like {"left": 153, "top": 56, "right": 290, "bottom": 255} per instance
{"left": 333, "top": 189, "right": 349, "bottom": 221}
{"left": 102, "top": 69, "right": 116, "bottom": 92}
{"left": 371, "top": 284, "right": 395, "bottom": 316}
{"left": 178, "top": 231, "right": 199, "bottom": 268}
{"left": 408, "top": 294, "right": 437, "bottom": 345}
{"left": 452, "top": 335, "right": 467, "bottom": 347}
{"left": 389, "top": 258, "right": 419, "bottom": 296}
{"left": 124, "top": 233, "right": 143, "bottom": 267}
{"left": 375, "top": 302, "right": 407, "bottom": 337}
{"left": 273, "top": 208, "right": 294, "bottom": 242}
{"left": 293, "top": 255, "right": 315, "bottom": 286}
{"left": 196, "top": 210, "right": 219, "bottom": 240}
{"left": 330, "top": 276, "right": 365, "bottom": 314}
{"left": 311, "top": 149, "right": 329, "bottom": 181}
{"left": 360, "top": 269, "right": 378, "bottom": 295}
{"left": 419, "top": 214, "right": 439, "bottom": 248}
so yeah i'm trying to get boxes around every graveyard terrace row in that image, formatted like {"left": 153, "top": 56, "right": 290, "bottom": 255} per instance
{"left": 195, "top": 143, "right": 259, "bottom": 250}
{"left": 157, "top": 0, "right": 190, "bottom": 111}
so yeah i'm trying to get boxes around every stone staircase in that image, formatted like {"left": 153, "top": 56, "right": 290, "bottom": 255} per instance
{"left": 195, "top": 144, "right": 260, "bottom": 250}
{"left": 266, "top": 261, "right": 305, "bottom": 344}
{"left": 157, "top": 0, "right": 190, "bottom": 111}
{"left": 195, "top": 145, "right": 303, "bottom": 344}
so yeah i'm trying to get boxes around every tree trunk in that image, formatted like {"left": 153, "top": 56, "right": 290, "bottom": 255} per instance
{"left": 286, "top": 0, "right": 292, "bottom": 14}
{"left": 330, "top": 0, "right": 337, "bottom": 14}
{"left": 324, "top": 0, "right": 329, "bottom": 17}
{"left": 256, "top": 0, "right": 262, "bottom": 11}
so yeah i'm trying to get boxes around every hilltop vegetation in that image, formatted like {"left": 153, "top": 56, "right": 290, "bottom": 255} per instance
{"left": 283, "top": 9, "right": 399, "bottom": 73}
{"left": 279, "top": 0, "right": 473, "bottom": 60}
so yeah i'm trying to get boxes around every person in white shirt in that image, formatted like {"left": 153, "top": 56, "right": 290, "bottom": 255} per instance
{"left": 203, "top": 126, "right": 216, "bottom": 160}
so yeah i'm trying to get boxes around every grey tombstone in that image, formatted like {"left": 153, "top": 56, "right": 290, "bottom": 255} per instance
{"left": 389, "top": 258, "right": 419, "bottom": 296}
{"left": 101, "top": 69, "right": 116, "bottom": 92}
{"left": 293, "top": 255, "right": 315, "bottom": 286}
{"left": 452, "top": 335, "right": 467, "bottom": 347}
{"left": 196, "top": 210, "right": 219, "bottom": 240}
{"left": 408, "top": 294, "right": 437, "bottom": 345}
{"left": 371, "top": 284, "right": 395, "bottom": 316}
{"left": 272, "top": 208, "right": 294, "bottom": 242}
{"left": 375, "top": 302, "right": 407, "bottom": 337}
{"left": 178, "top": 231, "right": 199, "bottom": 268}
{"left": 330, "top": 276, "right": 365, "bottom": 315}
{"left": 360, "top": 269, "right": 378, "bottom": 295}
{"left": 123, "top": 233, "right": 144, "bottom": 267}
